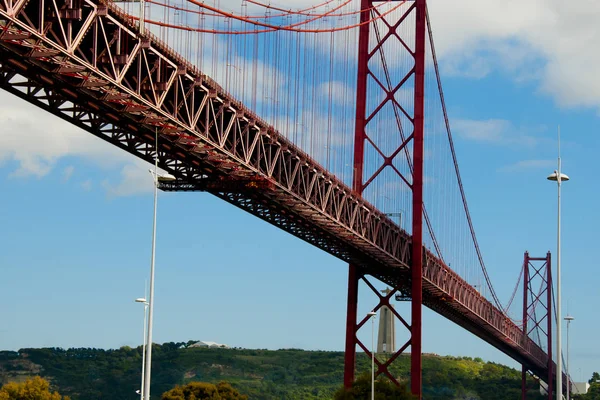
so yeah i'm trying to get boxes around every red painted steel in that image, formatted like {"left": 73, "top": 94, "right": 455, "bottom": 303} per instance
{"left": 547, "top": 253, "right": 553, "bottom": 398}
{"left": 344, "top": 0, "right": 426, "bottom": 394}
{"left": 343, "top": 264, "right": 360, "bottom": 387}
{"left": 0, "top": 0, "right": 560, "bottom": 391}
{"left": 354, "top": 279, "right": 411, "bottom": 386}
{"left": 343, "top": 0, "right": 371, "bottom": 388}
{"left": 522, "top": 252, "right": 529, "bottom": 400}
{"left": 351, "top": 0, "right": 370, "bottom": 195}
{"left": 521, "top": 252, "right": 553, "bottom": 399}
{"left": 411, "top": 0, "right": 426, "bottom": 396}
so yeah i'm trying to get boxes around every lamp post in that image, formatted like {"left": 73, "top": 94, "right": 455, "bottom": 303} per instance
{"left": 135, "top": 297, "right": 148, "bottom": 399}
{"left": 547, "top": 126, "right": 569, "bottom": 400}
{"left": 367, "top": 311, "right": 377, "bottom": 400}
{"left": 565, "top": 315, "right": 574, "bottom": 400}
{"left": 139, "top": 0, "right": 145, "bottom": 34}
{"left": 143, "top": 129, "right": 176, "bottom": 400}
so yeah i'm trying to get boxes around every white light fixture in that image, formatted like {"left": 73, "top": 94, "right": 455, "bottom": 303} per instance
{"left": 547, "top": 171, "right": 570, "bottom": 182}
{"left": 148, "top": 169, "right": 177, "bottom": 182}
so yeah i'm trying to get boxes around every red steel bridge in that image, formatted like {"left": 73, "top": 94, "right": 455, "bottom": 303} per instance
{"left": 0, "top": 0, "right": 567, "bottom": 397}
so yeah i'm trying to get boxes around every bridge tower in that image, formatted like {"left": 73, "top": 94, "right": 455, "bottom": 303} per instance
{"left": 521, "top": 252, "right": 553, "bottom": 399}
{"left": 344, "top": 0, "right": 427, "bottom": 397}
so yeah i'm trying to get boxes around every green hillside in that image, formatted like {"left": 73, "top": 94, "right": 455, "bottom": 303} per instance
{"left": 0, "top": 344, "right": 548, "bottom": 399}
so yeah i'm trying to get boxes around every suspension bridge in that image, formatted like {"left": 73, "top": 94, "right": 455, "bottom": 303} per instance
{"left": 0, "top": 0, "right": 567, "bottom": 397}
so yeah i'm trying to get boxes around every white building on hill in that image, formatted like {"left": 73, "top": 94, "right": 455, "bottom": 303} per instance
{"left": 189, "top": 341, "right": 229, "bottom": 349}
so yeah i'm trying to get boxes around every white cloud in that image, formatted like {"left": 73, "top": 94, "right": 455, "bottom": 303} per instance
{"left": 453, "top": 119, "right": 510, "bottom": 142}
{"left": 0, "top": 91, "right": 130, "bottom": 174}
{"left": 500, "top": 159, "right": 556, "bottom": 172}
{"left": 316, "top": 81, "right": 354, "bottom": 106}
{"left": 428, "top": 0, "right": 600, "bottom": 110}
{"left": 102, "top": 162, "right": 155, "bottom": 197}
{"left": 453, "top": 118, "right": 543, "bottom": 147}
{"left": 62, "top": 166, "right": 75, "bottom": 182}
{"left": 442, "top": 54, "right": 493, "bottom": 80}
{"left": 0, "top": 90, "right": 154, "bottom": 196}
{"left": 81, "top": 179, "right": 93, "bottom": 191}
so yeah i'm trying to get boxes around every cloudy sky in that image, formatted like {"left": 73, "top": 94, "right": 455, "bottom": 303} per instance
{"left": 1, "top": 0, "right": 598, "bottom": 384}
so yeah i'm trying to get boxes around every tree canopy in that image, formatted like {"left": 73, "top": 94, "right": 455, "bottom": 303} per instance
{"left": 161, "top": 381, "right": 248, "bottom": 400}
{"left": 574, "top": 372, "right": 600, "bottom": 400}
{"left": 0, "top": 377, "right": 70, "bottom": 400}
{"left": 333, "top": 374, "right": 415, "bottom": 400}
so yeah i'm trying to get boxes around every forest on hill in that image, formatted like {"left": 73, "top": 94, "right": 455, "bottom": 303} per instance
{"left": 0, "top": 344, "right": 563, "bottom": 399}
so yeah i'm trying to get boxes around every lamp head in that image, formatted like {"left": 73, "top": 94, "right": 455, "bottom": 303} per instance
{"left": 547, "top": 171, "right": 570, "bottom": 182}
{"left": 157, "top": 173, "right": 176, "bottom": 182}
{"left": 135, "top": 298, "right": 147, "bottom": 303}
{"left": 564, "top": 315, "right": 575, "bottom": 321}
{"left": 367, "top": 311, "right": 377, "bottom": 318}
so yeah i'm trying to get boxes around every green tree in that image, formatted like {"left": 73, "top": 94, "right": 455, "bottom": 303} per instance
{"left": 586, "top": 377, "right": 600, "bottom": 400}
{"left": 215, "top": 382, "right": 248, "bottom": 400}
{"left": 334, "top": 374, "right": 415, "bottom": 400}
{"left": 0, "top": 377, "right": 70, "bottom": 400}
{"left": 161, "top": 381, "right": 247, "bottom": 400}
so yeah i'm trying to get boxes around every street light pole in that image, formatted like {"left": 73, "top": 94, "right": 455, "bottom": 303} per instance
{"left": 142, "top": 129, "right": 175, "bottom": 400}
{"left": 547, "top": 126, "right": 569, "bottom": 400}
{"left": 565, "top": 315, "right": 574, "bottom": 400}
{"left": 142, "top": 129, "right": 159, "bottom": 400}
{"left": 367, "top": 311, "right": 377, "bottom": 400}
{"left": 135, "top": 298, "right": 148, "bottom": 399}
{"left": 139, "top": 0, "right": 145, "bottom": 34}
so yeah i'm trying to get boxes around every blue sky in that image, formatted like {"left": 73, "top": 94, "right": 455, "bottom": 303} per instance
{"left": 0, "top": 0, "right": 598, "bottom": 385}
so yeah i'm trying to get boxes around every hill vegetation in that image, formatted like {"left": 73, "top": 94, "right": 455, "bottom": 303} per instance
{"left": 0, "top": 344, "right": 562, "bottom": 399}
{"left": 0, "top": 376, "right": 70, "bottom": 400}
{"left": 161, "top": 381, "right": 248, "bottom": 400}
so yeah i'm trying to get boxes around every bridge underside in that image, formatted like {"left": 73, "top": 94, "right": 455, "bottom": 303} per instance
{"left": 0, "top": 0, "right": 559, "bottom": 390}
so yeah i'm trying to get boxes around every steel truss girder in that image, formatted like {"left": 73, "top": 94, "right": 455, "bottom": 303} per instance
{"left": 0, "top": 0, "right": 552, "bottom": 384}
